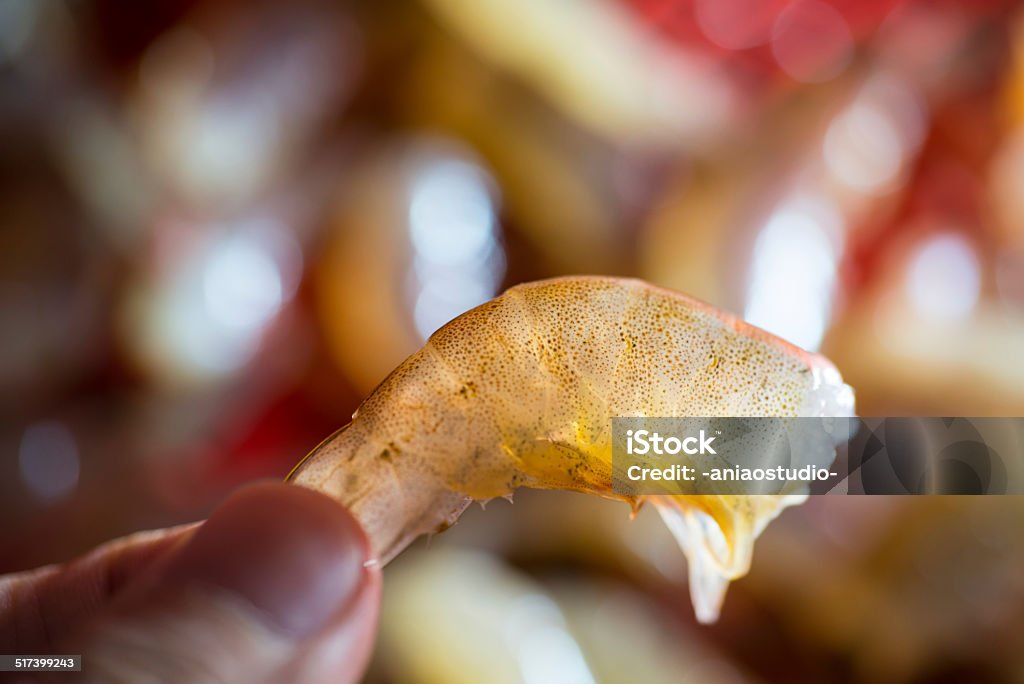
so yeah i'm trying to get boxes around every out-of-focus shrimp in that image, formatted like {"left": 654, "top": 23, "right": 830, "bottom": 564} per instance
{"left": 289, "top": 276, "right": 854, "bottom": 622}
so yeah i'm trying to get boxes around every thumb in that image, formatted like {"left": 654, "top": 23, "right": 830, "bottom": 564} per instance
{"left": 64, "top": 483, "right": 380, "bottom": 684}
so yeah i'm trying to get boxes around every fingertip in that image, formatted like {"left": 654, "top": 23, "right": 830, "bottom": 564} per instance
{"left": 161, "top": 481, "right": 374, "bottom": 638}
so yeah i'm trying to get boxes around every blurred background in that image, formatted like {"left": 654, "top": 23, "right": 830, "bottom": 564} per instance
{"left": 2, "top": 0, "right": 1024, "bottom": 681}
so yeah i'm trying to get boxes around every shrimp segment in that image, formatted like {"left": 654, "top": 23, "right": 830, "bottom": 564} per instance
{"left": 289, "top": 276, "right": 854, "bottom": 622}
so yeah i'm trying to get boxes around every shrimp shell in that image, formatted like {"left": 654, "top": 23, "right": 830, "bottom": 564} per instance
{"left": 289, "top": 276, "right": 854, "bottom": 622}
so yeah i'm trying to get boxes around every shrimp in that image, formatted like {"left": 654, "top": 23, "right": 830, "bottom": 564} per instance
{"left": 288, "top": 276, "right": 855, "bottom": 622}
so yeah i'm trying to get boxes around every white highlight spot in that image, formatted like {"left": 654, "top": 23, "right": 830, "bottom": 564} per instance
{"left": 407, "top": 154, "right": 503, "bottom": 340}
{"left": 410, "top": 161, "right": 496, "bottom": 267}
{"left": 745, "top": 197, "right": 842, "bottom": 351}
{"left": 203, "top": 233, "right": 284, "bottom": 333}
{"left": 518, "top": 626, "right": 596, "bottom": 684}
{"left": 133, "top": 220, "right": 300, "bottom": 382}
{"left": 906, "top": 233, "right": 980, "bottom": 321}
{"left": 506, "top": 595, "right": 596, "bottom": 684}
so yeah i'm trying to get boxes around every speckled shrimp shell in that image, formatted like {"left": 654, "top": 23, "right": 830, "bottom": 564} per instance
{"left": 288, "top": 276, "right": 855, "bottom": 622}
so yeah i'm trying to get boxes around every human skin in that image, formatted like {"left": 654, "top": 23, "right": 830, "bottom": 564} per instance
{"left": 0, "top": 483, "right": 380, "bottom": 683}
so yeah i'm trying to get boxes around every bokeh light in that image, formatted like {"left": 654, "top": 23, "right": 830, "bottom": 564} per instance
{"left": 407, "top": 153, "right": 504, "bottom": 340}
{"left": 905, "top": 232, "right": 981, "bottom": 321}
{"left": 745, "top": 196, "right": 843, "bottom": 351}
{"left": 771, "top": 0, "right": 853, "bottom": 83}
{"left": 126, "top": 220, "right": 301, "bottom": 384}
{"left": 824, "top": 74, "right": 927, "bottom": 197}
{"left": 18, "top": 420, "right": 80, "bottom": 504}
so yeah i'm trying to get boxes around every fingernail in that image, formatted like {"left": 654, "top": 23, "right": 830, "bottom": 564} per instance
{"left": 161, "top": 482, "right": 370, "bottom": 638}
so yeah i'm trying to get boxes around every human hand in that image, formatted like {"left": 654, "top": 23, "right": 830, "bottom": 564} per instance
{"left": 0, "top": 483, "right": 380, "bottom": 683}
